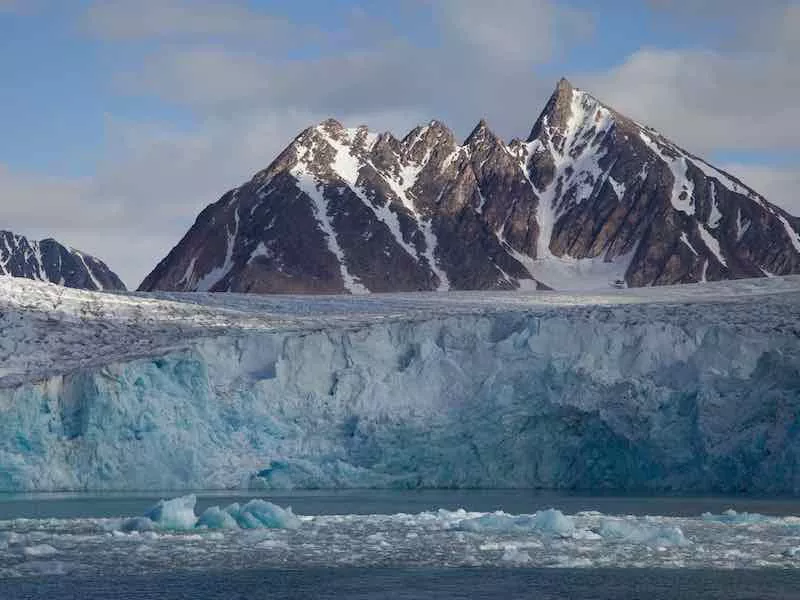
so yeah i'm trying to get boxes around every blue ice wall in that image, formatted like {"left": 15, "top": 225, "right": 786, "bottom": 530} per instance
{"left": 1, "top": 302, "right": 799, "bottom": 492}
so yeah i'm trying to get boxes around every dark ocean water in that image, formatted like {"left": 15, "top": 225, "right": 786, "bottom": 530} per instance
{"left": 4, "top": 567, "right": 800, "bottom": 599}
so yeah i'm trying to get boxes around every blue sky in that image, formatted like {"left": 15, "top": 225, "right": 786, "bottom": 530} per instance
{"left": 0, "top": 0, "right": 797, "bottom": 287}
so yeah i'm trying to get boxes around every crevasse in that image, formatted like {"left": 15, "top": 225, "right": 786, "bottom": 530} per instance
{"left": 1, "top": 288, "right": 798, "bottom": 493}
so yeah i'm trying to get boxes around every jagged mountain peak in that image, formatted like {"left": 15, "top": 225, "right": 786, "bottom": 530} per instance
{"left": 527, "top": 80, "right": 613, "bottom": 151}
{"left": 464, "top": 118, "right": 500, "bottom": 147}
{"left": 140, "top": 80, "right": 800, "bottom": 295}
{"left": 401, "top": 120, "right": 456, "bottom": 156}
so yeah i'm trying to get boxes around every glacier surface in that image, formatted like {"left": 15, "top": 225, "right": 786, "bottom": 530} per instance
{"left": 0, "top": 275, "right": 799, "bottom": 492}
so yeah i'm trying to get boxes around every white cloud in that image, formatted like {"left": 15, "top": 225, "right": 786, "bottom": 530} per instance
{"left": 84, "top": 0, "right": 296, "bottom": 40}
{"left": 436, "top": 0, "right": 559, "bottom": 63}
{"left": 583, "top": 2, "right": 799, "bottom": 156}
{"left": 583, "top": 48, "right": 800, "bottom": 155}
{"left": 116, "top": 0, "right": 580, "bottom": 141}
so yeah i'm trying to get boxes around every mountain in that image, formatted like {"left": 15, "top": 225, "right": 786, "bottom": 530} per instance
{"left": 140, "top": 79, "right": 800, "bottom": 293}
{"left": 0, "top": 230, "right": 126, "bottom": 291}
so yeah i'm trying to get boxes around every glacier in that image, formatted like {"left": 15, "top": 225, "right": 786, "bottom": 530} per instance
{"left": 0, "top": 275, "right": 799, "bottom": 493}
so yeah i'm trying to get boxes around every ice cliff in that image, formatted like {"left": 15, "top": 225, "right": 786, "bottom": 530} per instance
{"left": 0, "top": 275, "right": 799, "bottom": 493}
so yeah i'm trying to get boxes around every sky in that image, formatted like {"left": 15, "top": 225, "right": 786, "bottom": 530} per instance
{"left": 0, "top": 0, "right": 798, "bottom": 288}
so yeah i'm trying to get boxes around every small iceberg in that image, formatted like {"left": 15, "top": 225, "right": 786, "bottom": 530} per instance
{"left": 459, "top": 508, "right": 575, "bottom": 538}
{"left": 120, "top": 494, "right": 300, "bottom": 532}
{"left": 597, "top": 518, "right": 690, "bottom": 547}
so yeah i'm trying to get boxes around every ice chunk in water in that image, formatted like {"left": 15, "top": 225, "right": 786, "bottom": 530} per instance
{"left": 227, "top": 499, "right": 301, "bottom": 530}
{"left": 121, "top": 495, "right": 302, "bottom": 531}
{"left": 143, "top": 494, "right": 199, "bottom": 530}
{"left": 532, "top": 508, "right": 575, "bottom": 537}
{"left": 501, "top": 546, "right": 532, "bottom": 564}
{"left": 23, "top": 544, "right": 58, "bottom": 557}
{"left": 120, "top": 516, "right": 156, "bottom": 532}
{"left": 598, "top": 518, "right": 689, "bottom": 547}
{"left": 196, "top": 506, "right": 239, "bottom": 530}
{"left": 459, "top": 508, "right": 574, "bottom": 537}
{"left": 701, "top": 509, "right": 767, "bottom": 525}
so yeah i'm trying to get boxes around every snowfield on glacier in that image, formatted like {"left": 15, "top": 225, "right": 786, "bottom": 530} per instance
{"left": 0, "top": 274, "right": 799, "bottom": 493}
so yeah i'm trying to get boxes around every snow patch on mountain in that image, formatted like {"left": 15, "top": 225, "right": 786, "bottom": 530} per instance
{"left": 778, "top": 215, "right": 800, "bottom": 253}
{"left": 707, "top": 182, "right": 723, "bottom": 229}
{"left": 697, "top": 225, "right": 727, "bottom": 267}
{"left": 292, "top": 165, "right": 369, "bottom": 295}
{"left": 639, "top": 131, "right": 695, "bottom": 216}
{"left": 195, "top": 203, "right": 240, "bottom": 292}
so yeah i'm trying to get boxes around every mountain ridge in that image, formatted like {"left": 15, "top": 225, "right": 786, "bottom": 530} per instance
{"left": 0, "top": 229, "right": 126, "bottom": 291}
{"left": 139, "top": 78, "right": 800, "bottom": 294}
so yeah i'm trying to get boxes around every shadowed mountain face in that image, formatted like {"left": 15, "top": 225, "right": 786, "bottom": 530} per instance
{"left": 140, "top": 79, "right": 800, "bottom": 294}
{"left": 0, "top": 230, "right": 126, "bottom": 291}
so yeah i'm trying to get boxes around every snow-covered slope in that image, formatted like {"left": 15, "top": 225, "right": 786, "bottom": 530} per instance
{"left": 0, "top": 230, "right": 125, "bottom": 291}
{"left": 1, "top": 275, "right": 799, "bottom": 492}
{"left": 140, "top": 79, "right": 800, "bottom": 294}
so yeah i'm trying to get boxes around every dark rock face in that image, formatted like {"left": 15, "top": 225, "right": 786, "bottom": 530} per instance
{"left": 0, "top": 230, "right": 126, "bottom": 291}
{"left": 140, "top": 79, "right": 800, "bottom": 293}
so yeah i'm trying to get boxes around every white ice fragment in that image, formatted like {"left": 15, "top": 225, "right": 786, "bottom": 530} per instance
{"left": 501, "top": 546, "right": 532, "bottom": 564}
{"left": 459, "top": 508, "right": 574, "bottom": 538}
{"left": 700, "top": 509, "right": 767, "bottom": 525}
{"left": 598, "top": 518, "right": 690, "bottom": 547}
{"left": 23, "top": 544, "right": 58, "bottom": 557}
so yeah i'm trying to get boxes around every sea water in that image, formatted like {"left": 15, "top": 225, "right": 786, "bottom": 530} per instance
{"left": 2, "top": 490, "right": 800, "bottom": 598}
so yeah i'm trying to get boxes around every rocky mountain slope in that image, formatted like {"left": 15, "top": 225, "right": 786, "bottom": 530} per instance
{"left": 140, "top": 79, "right": 800, "bottom": 293}
{"left": 0, "top": 230, "right": 125, "bottom": 291}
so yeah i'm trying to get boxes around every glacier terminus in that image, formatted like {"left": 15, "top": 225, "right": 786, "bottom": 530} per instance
{"left": 0, "top": 274, "right": 798, "bottom": 494}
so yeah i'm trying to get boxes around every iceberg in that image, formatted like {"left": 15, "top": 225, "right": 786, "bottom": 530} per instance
{"left": 143, "top": 494, "right": 199, "bottom": 530}
{"left": 0, "top": 275, "right": 799, "bottom": 492}
{"left": 121, "top": 494, "right": 300, "bottom": 531}
{"left": 597, "top": 518, "right": 690, "bottom": 547}
{"left": 459, "top": 509, "right": 575, "bottom": 537}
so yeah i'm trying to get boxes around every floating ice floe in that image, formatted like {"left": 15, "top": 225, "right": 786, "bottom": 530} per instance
{"left": 459, "top": 508, "right": 575, "bottom": 538}
{"left": 700, "top": 509, "right": 769, "bottom": 525}
{"left": 596, "top": 518, "right": 690, "bottom": 547}
{"left": 121, "top": 494, "right": 300, "bottom": 532}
